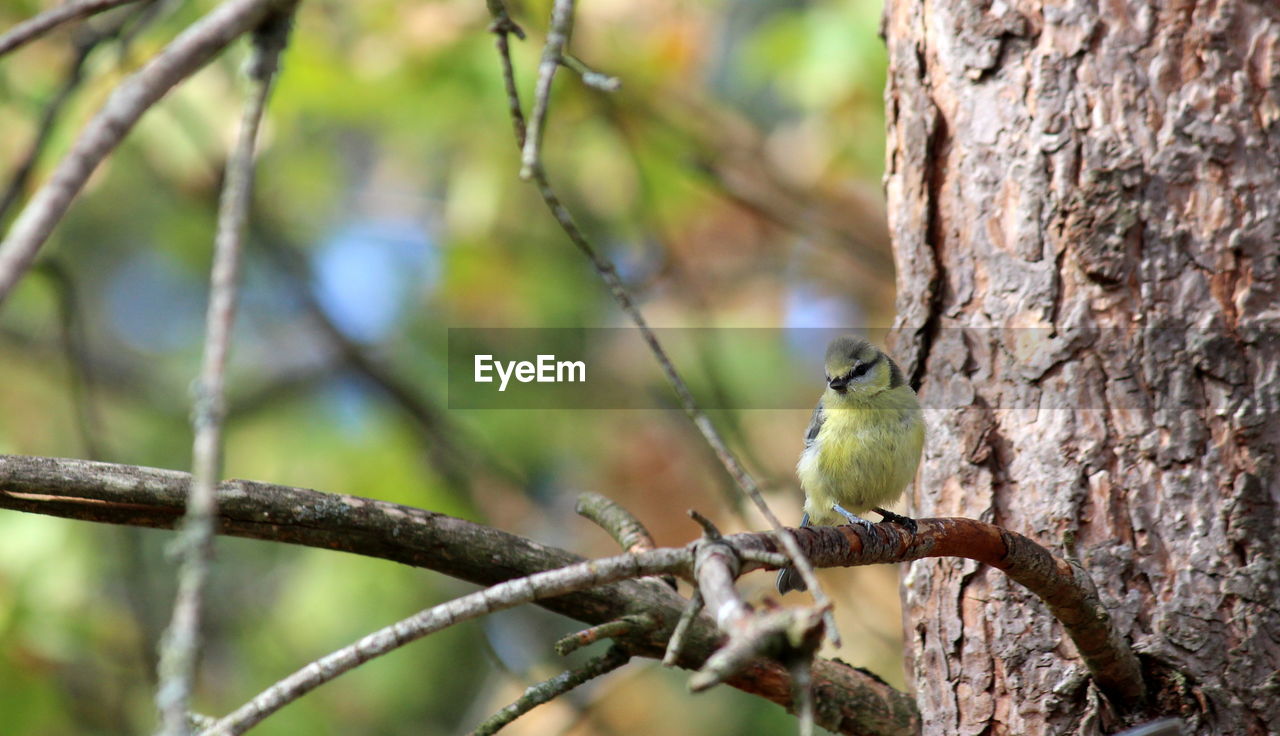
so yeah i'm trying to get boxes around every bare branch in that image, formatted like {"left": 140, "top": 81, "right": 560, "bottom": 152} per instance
{"left": 0, "top": 2, "right": 157, "bottom": 224}
{"left": 200, "top": 548, "right": 685, "bottom": 735}
{"left": 0, "top": 455, "right": 920, "bottom": 735}
{"left": 555, "top": 614, "right": 654, "bottom": 657}
{"left": 485, "top": 6, "right": 527, "bottom": 149}
{"left": 789, "top": 655, "right": 816, "bottom": 736}
{"left": 0, "top": 453, "right": 1143, "bottom": 719}
{"left": 0, "top": 0, "right": 144, "bottom": 58}
{"left": 737, "top": 519, "right": 1149, "bottom": 711}
{"left": 686, "top": 538, "right": 823, "bottom": 694}
{"left": 471, "top": 645, "right": 630, "bottom": 736}
{"left": 560, "top": 53, "right": 620, "bottom": 92}
{"left": 154, "top": 9, "right": 292, "bottom": 733}
{"left": 662, "top": 589, "right": 703, "bottom": 667}
{"left": 0, "top": 0, "right": 286, "bottom": 306}
{"left": 483, "top": 2, "right": 836, "bottom": 639}
{"left": 576, "top": 491, "right": 657, "bottom": 554}
{"left": 519, "top": 0, "right": 574, "bottom": 179}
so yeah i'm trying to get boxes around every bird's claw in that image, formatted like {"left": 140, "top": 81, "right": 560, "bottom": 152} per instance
{"left": 872, "top": 507, "right": 918, "bottom": 534}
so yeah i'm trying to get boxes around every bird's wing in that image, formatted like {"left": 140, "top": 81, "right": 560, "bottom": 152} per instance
{"left": 803, "top": 400, "right": 824, "bottom": 448}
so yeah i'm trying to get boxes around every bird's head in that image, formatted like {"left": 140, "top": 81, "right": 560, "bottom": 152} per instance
{"left": 822, "top": 336, "right": 905, "bottom": 400}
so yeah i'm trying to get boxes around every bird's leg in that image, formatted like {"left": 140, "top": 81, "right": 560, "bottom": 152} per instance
{"left": 831, "top": 504, "right": 874, "bottom": 528}
{"left": 872, "top": 507, "right": 918, "bottom": 535}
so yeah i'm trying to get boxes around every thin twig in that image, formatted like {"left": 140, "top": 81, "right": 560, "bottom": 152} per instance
{"left": 738, "top": 548, "right": 790, "bottom": 569}
{"left": 662, "top": 589, "right": 704, "bottom": 667}
{"left": 554, "top": 614, "right": 652, "bottom": 656}
{"left": 35, "top": 262, "right": 106, "bottom": 459}
{"left": 486, "top": 6, "right": 527, "bottom": 149}
{"left": 198, "top": 547, "right": 687, "bottom": 736}
{"left": 788, "top": 655, "right": 815, "bottom": 736}
{"left": 484, "top": 2, "right": 836, "bottom": 643}
{"left": 519, "top": 0, "right": 574, "bottom": 179}
{"left": 0, "top": 0, "right": 144, "bottom": 57}
{"left": 471, "top": 645, "right": 630, "bottom": 736}
{"left": 154, "top": 9, "right": 291, "bottom": 735}
{"left": 0, "top": 3, "right": 155, "bottom": 224}
{"left": 560, "top": 53, "right": 620, "bottom": 92}
{"left": 524, "top": 171, "right": 839, "bottom": 641}
{"left": 0, "top": 0, "right": 285, "bottom": 307}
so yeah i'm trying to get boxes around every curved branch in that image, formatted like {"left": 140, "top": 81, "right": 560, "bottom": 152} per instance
{"left": 728, "top": 519, "right": 1148, "bottom": 712}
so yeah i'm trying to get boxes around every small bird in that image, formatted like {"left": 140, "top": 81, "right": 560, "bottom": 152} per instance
{"left": 776, "top": 336, "right": 925, "bottom": 594}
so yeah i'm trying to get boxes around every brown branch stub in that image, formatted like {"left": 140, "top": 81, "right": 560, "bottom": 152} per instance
{"left": 576, "top": 491, "right": 658, "bottom": 554}
{"left": 688, "top": 508, "right": 723, "bottom": 540}
{"left": 554, "top": 613, "right": 654, "bottom": 657}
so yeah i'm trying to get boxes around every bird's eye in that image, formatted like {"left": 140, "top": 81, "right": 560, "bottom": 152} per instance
{"left": 850, "top": 362, "right": 871, "bottom": 378}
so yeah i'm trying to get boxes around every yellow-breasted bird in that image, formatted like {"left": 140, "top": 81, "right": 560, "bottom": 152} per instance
{"left": 776, "top": 336, "right": 925, "bottom": 594}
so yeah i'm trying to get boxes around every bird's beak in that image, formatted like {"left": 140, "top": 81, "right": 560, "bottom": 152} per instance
{"left": 828, "top": 376, "right": 848, "bottom": 392}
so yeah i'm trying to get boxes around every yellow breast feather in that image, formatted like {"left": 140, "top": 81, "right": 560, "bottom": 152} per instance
{"left": 800, "top": 396, "right": 924, "bottom": 527}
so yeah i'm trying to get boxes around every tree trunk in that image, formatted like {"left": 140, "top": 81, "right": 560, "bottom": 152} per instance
{"left": 882, "top": 1, "right": 1280, "bottom": 734}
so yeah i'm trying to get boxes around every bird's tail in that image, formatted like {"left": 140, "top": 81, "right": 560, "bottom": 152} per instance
{"left": 775, "top": 566, "right": 807, "bottom": 594}
{"left": 775, "top": 512, "right": 811, "bottom": 594}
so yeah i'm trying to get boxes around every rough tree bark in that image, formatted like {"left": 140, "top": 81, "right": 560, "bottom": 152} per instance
{"left": 883, "top": 1, "right": 1280, "bottom": 734}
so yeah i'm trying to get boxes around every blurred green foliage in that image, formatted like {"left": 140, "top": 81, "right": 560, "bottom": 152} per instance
{"left": 0, "top": 0, "right": 901, "bottom": 733}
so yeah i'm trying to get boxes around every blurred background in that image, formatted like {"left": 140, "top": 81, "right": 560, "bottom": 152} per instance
{"left": 0, "top": 0, "right": 901, "bottom": 733}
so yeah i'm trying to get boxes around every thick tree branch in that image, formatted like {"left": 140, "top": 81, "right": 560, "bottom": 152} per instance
{"left": 0, "top": 455, "right": 1148, "bottom": 725}
{"left": 0, "top": 454, "right": 916, "bottom": 736}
